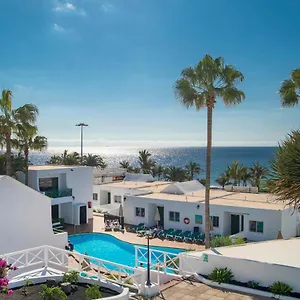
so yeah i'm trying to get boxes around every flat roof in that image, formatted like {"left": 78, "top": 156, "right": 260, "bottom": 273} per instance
{"left": 100, "top": 181, "right": 170, "bottom": 190}
{"left": 101, "top": 180, "right": 285, "bottom": 210}
{"left": 188, "top": 238, "right": 300, "bottom": 268}
{"left": 29, "top": 165, "right": 87, "bottom": 171}
{"left": 140, "top": 189, "right": 284, "bottom": 210}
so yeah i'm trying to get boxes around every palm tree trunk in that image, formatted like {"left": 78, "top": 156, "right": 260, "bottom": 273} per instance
{"left": 24, "top": 147, "right": 29, "bottom": 186}
{"left": 5, "top": 133, "right": 12, "bottom": 176}
{"left": 205, "top": 105, "right": 213, "bottom": 249}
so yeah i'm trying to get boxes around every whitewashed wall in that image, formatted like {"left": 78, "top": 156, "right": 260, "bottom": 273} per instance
{"left": 181, "top": 252, "right": 300, "bottom": 292}
{"left": 124, "top": 195, "right": 288, "bottom": 241}
{"left": 281, "top": 208, "right": 299, "bottom": 238}
{"left": 29, "top": 166, "right": 93, "bottom": 220}
{"left": 0, "top": 176, "right": 67, "bottom": 254}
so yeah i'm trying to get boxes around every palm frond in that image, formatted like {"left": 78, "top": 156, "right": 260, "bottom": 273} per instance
{"left": 279, "top": 79, "right": 299, "bottom": 107}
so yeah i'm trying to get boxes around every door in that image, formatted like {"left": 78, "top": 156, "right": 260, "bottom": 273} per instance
{"left": 157, "top": 206, "right": 164, "bottom": 228}
{"left": 80, "top": 206, "right": 87, "bottom": 224}
{"left": 231, "top": 214, "right": 240, "bottom": 234}
{"left": 51, "top": 205, "right": 59, "bottom": 220}
{"left": 108, "top": 192, "right": 111, "bottom": 204}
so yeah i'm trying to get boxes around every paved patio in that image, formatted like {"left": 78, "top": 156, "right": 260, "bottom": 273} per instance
{"left": 65, "top": 214, "right": 205, "bottom": 251}
{"left": 155, "top": 280, "right": 268, "bottom": 300}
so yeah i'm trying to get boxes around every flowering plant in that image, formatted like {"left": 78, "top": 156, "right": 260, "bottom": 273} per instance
{"left": 0, "top": 258, "right": 18, "bottom": 296}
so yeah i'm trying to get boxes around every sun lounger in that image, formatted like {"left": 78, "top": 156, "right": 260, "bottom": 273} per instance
{"left": 194, "top": 233, "right": 205, "bottom": 244}
{"left": 157, "top": 228, "right": 174, "bottom": 239}
{"left": 184, "top": 232, "right": 200, "bottom": 242}
{"left": 167, "top": 229, "right": 182, "bottom": 240}
{"left": 175, "top": 230, "right": 192, "bottom": 241}
{"left": 128, "top": 223, "right": 145, "bottom": 232}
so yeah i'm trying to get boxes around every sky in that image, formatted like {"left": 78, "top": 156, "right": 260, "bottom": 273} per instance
{"left": 0, "top": 0, "right": 299, "bottom": 151}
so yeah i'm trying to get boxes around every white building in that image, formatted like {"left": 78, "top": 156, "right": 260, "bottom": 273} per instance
{"left": 21, "top": 165, "right": 94, "bottom": 226}
{"left": 97, "top": 180, "right": 300, "bottom": 242}
{"left": 0, "top": 176, "right": 67, "bottom": 253}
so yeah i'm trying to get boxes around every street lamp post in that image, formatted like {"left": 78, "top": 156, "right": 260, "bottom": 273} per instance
{"left": 146, "top": 231, "right": 151, "bottom": 287}
{"left": 75, "top": 123, "right": 88, "bottom": 161}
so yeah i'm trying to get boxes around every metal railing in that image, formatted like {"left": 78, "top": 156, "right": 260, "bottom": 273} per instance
{"left": 45, "top": 188, "right": 72, "bottom": 198}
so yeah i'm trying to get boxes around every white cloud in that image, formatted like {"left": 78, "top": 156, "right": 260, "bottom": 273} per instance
{"left": 53, "top": 23, "right": 65, "bottom": 32}
{"left": 101, "top": 4, "right": 114, "bottom": 13}
{"left": 14, "top": 84, "right": 33, "bottom": 90}
{"left": 54, "top": 2, "right": 86, "bottom": 15}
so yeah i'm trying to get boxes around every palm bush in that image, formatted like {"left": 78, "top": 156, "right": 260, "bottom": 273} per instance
{"left": 62, "top": 270, "right": 79, "bottom": 284}
{"left": 40, "top": 285, "right": 67, "bottom": 300}
{"left": 270, "top": 281, "right": 292, "bottom": 296}
{"left": 209, "top": 267, "right": 233, "bottom": 284}
{"left": 85, "top": 284, "right": 102, "bottom": 300}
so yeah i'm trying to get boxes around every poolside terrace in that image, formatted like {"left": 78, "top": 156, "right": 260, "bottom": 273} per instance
{"left": 64, "top": 214, "right": 205, "bottom": 251}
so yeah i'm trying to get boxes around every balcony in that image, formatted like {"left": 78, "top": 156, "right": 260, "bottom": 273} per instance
{"left": 45, "top": 188, "right": 72, "bottom": 198}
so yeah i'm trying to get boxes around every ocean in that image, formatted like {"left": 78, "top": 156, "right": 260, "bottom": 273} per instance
{"left": 28, "top": 146, "right": 277, "bottom": 184}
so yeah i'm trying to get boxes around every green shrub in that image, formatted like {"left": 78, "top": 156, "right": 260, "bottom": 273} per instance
{"left": 209, "top": 267, "right": 233, "bottom": 284}
{"left": 85, "top": 284, "right": 102, "bottom": 300}
{"left": 40, "top": 285, "right": 67, "bottom": 300}
{"left": 62, "top": 270, "right": 79, "bottom": 284}
{"left": 247, "top": 280, "right": 259, "bottom": 289}
{"left": 211, "top": 236, "right": 245, "bottom": 248}
{"left": 211, "top": 236, "right": 233, "bottom": 247}
{"left": 270, "top": 281, "right": 292, "bottom": 296}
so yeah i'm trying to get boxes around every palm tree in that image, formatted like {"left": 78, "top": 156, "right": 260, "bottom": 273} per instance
{"left": 156, "top": 165, "right": 165, "bottom": 180}
{"left": 249, "top": 161, "right": 268, "bottom": 191}
{"left": 267, "top": 130, "right": 300, "bottom": 209}
{"left": 48, "top": 150, "right": 80, "bottom": 165}
{"left": 14, "top": 133, "right": 47, "bottom": 185}
{"left": 13, "top": 104, "right": 46, "bottom": 185}
{"left": 48, "top": 155, "right": 62, "bottom": 165}
{"left": 279, "top": 69, "right": 300, "bottom": 107}
{"left": 82, "top": 154, "right": 107, "bottom": 169}
{"left": 185, "top": 161, "right": 203, "bottom": 180}
{"left": 164, "top": 166, "right": 188, "bottom": 182}
{"left": 0, "top": 90, "right": 14, "bottom": 176}
{"left": 226, "top": 160, "right": 244, "bottom": 186}
{"left": 138, "top": 150, "right": 156, "bottom": 174}
{"left": 175, "top": 54, "right": 245, "bottom": 248}
{"left": 239, "top": 166, "right": 250, "bottom": 187}
{"left": 215, "top": 172, "right": 230, "bottom": 189}
{"left": 119, "top": 160, "right": 134, "bottom": 172}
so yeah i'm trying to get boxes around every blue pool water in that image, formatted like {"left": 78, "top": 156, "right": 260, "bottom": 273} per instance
{"left": 69, "top": 233, "right": 184, "bottom": 268}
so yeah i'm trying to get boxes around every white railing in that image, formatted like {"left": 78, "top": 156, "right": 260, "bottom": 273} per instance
{"left": 1, "top": 246, "right": 142, "bottom": 291}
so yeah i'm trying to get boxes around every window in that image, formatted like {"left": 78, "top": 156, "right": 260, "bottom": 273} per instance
{"left": 136, "top": 207, "right": 145, "bottom": 217}
{"left": 249, "top": 221, "right": 264, "bottom": 233}
{"left": 39, "top": 177, "right": 58, "bottom": 192}
{"left": 210, "top": 216, "right": 219, "bottom": 228}
{"left": 114, "top": 195, "right": 122, "bottom": 203}
{"left": 195, "top": 215, "right": 203, "bottom": 224}
{"left": 93, "top": 193, "right": 98, "bottom": 201}
{"left": 169, "top": 211, "right": 180, "bottom": 222}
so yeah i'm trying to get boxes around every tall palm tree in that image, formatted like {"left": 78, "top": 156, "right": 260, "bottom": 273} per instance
{"left": 279, "top": 69, "right": 300, "bottom": 107}
{"left": 13, "top": 103, "right": 46, "bottom": 185}
{"left": 156, "top": 165, "right": 165, "bottom": 180}
{"left": 239, "top": 166, "right": 250, "bottom": 187}
{"left": 175, "top": 54, "right": 245, "bottom": 248}
{"left": 82, "top": 154, "right": 107, "bottom": 169}
{"left": 226, "top": 160, "right": 244, "bottom": 186}
{"left": 138, "top": 150, "right": 156, "bottom": 174}
{"left": 185, "top": 161, "right": 203, "bottom": 180}
{"left": 249, "top": 161, "right": 268, "bottom": 191}
{"left": 14, "top": 133, "right": 47, "bottom": 185}
{"left": 0, "top": 90, "right": 14, "bottom": 176}
{"left": 164, "top": 166, "right": 188, "bottom": 182}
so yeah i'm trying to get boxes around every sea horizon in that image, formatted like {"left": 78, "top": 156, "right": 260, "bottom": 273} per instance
{"left": 23, "top": 146, "right": 277, "bottom": 184}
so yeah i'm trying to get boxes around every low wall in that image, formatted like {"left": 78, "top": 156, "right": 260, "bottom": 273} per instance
{"left": 9, "top": 274, "right": 129, "bottom": 300}
{"left": 181, "top": 253, "right": 300, "bottom": 293}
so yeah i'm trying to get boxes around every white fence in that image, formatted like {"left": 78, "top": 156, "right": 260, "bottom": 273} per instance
{"left": 2, "top": 245, "right": 143, "bottom": 291}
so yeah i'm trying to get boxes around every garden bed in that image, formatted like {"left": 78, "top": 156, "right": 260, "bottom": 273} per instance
{"left": 0, "top": 282, "right": 118, "bottom": 300}
{"left": 200, "top": 274, "right": 300, "bottom": 299}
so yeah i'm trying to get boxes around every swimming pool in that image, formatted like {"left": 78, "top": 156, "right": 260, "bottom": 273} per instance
{"left": 69, "top": 233, "right": 184, "bottom": 268}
